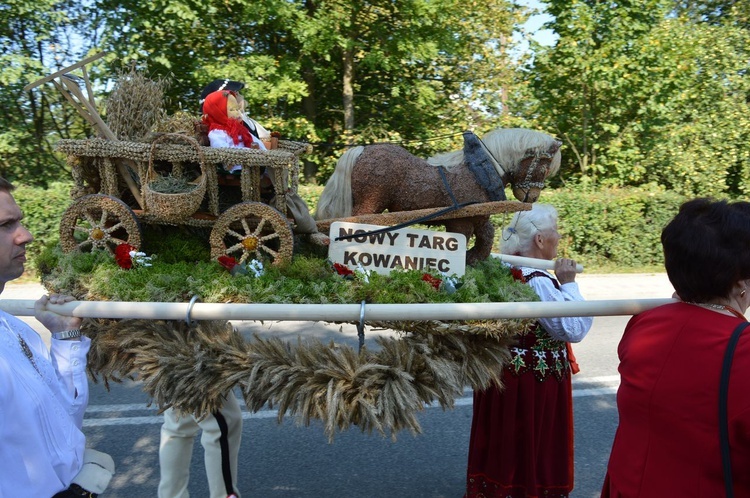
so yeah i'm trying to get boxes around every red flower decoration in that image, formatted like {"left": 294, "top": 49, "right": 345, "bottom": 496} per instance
{"left": 333, "top": 263, "right": 355, "bottom": 277}
{"left": 510, "top": 267, "right": 526, "bottom": 283}
{"left": 421, "top": 273, "right": 442, "bottom": 290}
{"left": 115, "top": 244, "right": 136, "bottom": 269}
{"left": 218, "top": 255, "right": 238, "bottom": 271}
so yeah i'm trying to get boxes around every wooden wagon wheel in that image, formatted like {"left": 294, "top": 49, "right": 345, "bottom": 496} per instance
{"left": 210, "top": 202, "right": 293, "bottom": 266}
{"left": 59, "top": 194, "right": 142, "bottom": 253}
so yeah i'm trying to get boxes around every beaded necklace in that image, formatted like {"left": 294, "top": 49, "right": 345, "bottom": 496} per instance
{"left": 693, "top": 302, "right": 746, "bottom": 320}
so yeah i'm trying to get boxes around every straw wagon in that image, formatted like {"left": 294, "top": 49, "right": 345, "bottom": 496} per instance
{"left": 54, "top": 134, "right": 310, "bottom": 266}
{"left": 26, "top": 53, "right": 311, "bottom": 266}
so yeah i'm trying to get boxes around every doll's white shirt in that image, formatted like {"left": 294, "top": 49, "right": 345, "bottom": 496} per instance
{"left": 208, "top": 129, "right": 267, "bottom": 172}
{"left": 521, "top": 267, "right": 593, "bottom": 343}
{"left": 0, "top": 310, "right": 91, "bottom": 496}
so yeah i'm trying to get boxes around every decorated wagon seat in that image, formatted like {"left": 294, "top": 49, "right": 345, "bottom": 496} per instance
{"left": 193, "top": 118, "right": 290, "bottom": 205}
{"left": 56, "top": 133, "right": 308, "bottom": 225}
{"left": 122, "top": 90, "right": 305, "bottom": 221}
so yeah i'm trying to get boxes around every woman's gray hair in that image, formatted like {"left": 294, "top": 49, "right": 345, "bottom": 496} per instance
{"left": 500, "top": 203, "right": 558, "bottom": 255}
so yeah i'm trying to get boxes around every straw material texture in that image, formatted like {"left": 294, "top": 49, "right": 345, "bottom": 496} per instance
{"left": 143, "top": 134, "right": 207, "bottom": 222}
{"left": 84, "top": 317, "right": 530, "bottom": 440}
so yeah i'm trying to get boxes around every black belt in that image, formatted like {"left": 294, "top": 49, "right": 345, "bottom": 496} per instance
{"left": 52, "top": 483, "right": 98, "bottom": 498}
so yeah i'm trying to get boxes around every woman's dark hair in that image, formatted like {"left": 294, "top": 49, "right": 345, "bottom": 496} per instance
{"left": 662, "top": 198, "right": 750, "bottom": 302}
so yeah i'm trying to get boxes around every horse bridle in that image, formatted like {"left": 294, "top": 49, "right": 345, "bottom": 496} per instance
{"left": 477, "top": 135, "right": 551, "bottom": 203}
{"left": 513, "top": 149, "right": 553, "bottom": 202}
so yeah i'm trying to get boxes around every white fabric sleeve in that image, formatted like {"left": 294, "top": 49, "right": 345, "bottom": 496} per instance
{"left": 50, "top": 336, "right": 92, "bottom": 428}
{"left": 208, "top": 129, "right": 244, "bottom": 172}
{"left": 527, "top": 275, "right": 593, "bottom": 343}
{"left": 208, "top": 129, "right": 239, "bottom": 149}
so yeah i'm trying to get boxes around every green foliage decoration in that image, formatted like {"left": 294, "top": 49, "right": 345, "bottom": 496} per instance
{"left": 40, "top": 248, "right": 538, "bottom": 307}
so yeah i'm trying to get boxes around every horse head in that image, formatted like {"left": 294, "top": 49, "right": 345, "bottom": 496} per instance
{"left": 510, "top": 139, "right": 562, "bottom": 203}
{"left": 474, "top": 128, "right": 562, "bottom": 203}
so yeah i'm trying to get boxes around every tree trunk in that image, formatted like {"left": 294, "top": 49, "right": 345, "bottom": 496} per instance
{"left": 343, "top": 46, "right": 355, "bottom": 139}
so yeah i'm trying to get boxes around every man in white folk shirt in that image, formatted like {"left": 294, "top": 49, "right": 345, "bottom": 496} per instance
{"left": 0, "top": 177, "right": 114, "bottom": 497}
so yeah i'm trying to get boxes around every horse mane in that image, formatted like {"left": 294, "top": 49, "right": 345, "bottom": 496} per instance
{"left": 426, "top": 128, "right": 561, "bottom": 177}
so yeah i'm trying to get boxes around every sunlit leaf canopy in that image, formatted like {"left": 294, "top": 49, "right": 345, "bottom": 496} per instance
{"left": 2, "top": 0, "right": 748, "bottom": 197}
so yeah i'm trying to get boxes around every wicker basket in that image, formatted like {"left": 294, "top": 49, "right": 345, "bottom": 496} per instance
{"left": 144, "top": 134, "right": 207, "bottom": 222}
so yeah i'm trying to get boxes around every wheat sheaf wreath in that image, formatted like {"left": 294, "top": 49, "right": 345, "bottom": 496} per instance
{"left": 84, "top": 316, "right": 531, "bottom": 441}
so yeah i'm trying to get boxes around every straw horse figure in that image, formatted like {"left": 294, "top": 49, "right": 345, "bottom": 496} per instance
{"left": 315, "top": 128, "right": 561, "bottom": 265}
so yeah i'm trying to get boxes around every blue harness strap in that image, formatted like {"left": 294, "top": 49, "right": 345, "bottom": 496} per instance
{"left": 462, "top": 131, "right": 506, "bottom": 201}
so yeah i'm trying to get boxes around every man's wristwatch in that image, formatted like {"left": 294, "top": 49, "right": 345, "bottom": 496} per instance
{"left": 52, "top": 329, "right": 82, "bottom": 340}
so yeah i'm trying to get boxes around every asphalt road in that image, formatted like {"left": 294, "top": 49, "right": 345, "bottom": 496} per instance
{"left": 5, "top": 273, "right": 677, "bottom": 497}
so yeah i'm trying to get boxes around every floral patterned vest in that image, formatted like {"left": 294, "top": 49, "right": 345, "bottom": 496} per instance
{"left": 507, "top": 270, "right": 571, "bottom": 382}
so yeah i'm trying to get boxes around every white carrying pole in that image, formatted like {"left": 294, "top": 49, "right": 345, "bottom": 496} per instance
{"left": 0, "top": 298, "right": 675, "bottom": 322}
{"left": 492, "top": 253, "right": 584, "bottom": 273}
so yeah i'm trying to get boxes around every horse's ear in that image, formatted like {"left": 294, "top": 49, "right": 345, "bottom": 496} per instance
{"left": 548, "top": 140, "right": 562, "bottom": 155}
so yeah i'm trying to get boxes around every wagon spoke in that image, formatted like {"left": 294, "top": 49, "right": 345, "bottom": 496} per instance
{"left": 259, "top": 245, "right": 279, "bottom": 258}
{"left": 98, "top": 209, "right": 109, "bottom": 227}
{"left": 105, "top": 221, "right": 125, "bottom": 233}
{"left": 227, "top": 229, "right": 245, "bottom": 241}
{"left": 254, "top": 218, "right": 269, "bottom": 236}
{"left": 77, "top": 240, "right": 93, "bottom": 251}
{"left": 259, "top": 232, "right": 280, "bottom": 242}
{"left": 82, "top": 210, "right": 98, "bottom": 227}
{"left": 241, "top": 218, "right": 252, "bottom": 236}
{"left": 225, "top": 242, "right": 245, "bottom": 254}
{"left": 107, "top": 236, "right": 129, "bottom": 246}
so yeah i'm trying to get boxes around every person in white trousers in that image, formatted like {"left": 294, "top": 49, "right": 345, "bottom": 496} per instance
{"left": 158, "top": 393, "right": 243, "bottom": 498}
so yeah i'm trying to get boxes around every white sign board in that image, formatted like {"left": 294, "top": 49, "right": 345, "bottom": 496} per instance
{"left": 328, "top": 222, "right": 467, "bottom": 277}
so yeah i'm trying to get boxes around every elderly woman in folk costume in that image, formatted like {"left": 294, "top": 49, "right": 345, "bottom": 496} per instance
{"left": 201, "top": 84, "right": 329, "bottom": 245}
{"left": 466, "top": 203, "right": 592, "bottom": 498}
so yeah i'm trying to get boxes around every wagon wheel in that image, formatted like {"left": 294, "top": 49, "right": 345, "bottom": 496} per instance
{"left": 59, "top": 194, "right": 142, "bottom": 253}
{"left": 210, "top": 202, "right": 293, "bottom": 266}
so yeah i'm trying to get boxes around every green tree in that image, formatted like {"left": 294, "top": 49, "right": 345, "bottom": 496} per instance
{"left": 0, "top": 0, "right": 95, "bottom": 185}
{"left": 92, "top": 0, "right": 522, "bottom": 181}
{"left": 528, "top": 0, "right": 750, "bottom": 196}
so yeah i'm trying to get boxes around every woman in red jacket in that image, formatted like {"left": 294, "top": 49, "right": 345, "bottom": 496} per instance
{"left": 602, "top": 198, "right": 750, "bottom": 497}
